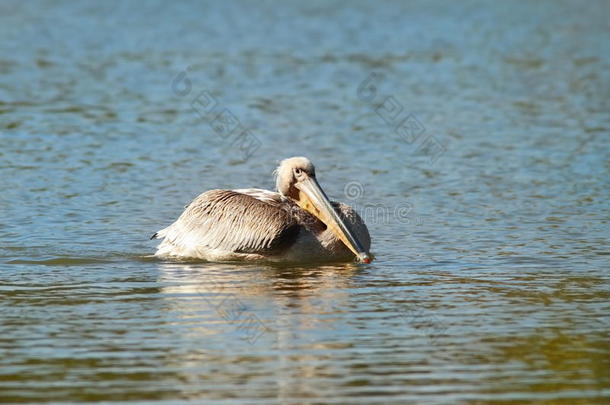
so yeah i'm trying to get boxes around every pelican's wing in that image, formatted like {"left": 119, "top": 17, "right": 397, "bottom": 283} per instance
{"left": 153, "top": 189, "right": 300, "bottom": 255}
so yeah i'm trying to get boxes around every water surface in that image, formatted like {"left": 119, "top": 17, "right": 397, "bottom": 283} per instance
{"left": 1, "top": 0, "right": 609, "bottom": 403}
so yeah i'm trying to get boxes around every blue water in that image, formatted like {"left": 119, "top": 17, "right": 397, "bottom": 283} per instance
{"left": 1, "top": 0, "right": 609, "bottom": 403}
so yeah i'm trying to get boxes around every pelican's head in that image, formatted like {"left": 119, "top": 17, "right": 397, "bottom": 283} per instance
{"left": 275, "top": 157, "right": 371, "bottom": 263}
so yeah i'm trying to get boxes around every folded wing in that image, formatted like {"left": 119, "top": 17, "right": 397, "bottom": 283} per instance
{"left": 153, "top": 189, "right": 300, "bottom": 257}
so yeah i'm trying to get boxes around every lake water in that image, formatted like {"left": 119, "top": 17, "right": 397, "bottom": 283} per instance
{"left": 1, "top": 0, "right": 609, "bottom": 403}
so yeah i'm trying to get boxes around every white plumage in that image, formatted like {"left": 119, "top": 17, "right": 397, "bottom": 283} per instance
{"left": 152, "top": 157, "right": 371, "bottom": 263}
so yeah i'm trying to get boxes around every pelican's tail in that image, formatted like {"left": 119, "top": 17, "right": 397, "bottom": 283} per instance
{"left": 150, "top": 227, "right": 169, "bottom": 240}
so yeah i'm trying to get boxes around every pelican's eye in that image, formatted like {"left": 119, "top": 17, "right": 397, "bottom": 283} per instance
{"left": 295, "top": 168, "right": 303, "bottom": 175}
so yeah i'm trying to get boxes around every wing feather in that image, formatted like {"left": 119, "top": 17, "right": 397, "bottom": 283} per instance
{"left": 155, "top": 189, "right": 300, "bottom": 256}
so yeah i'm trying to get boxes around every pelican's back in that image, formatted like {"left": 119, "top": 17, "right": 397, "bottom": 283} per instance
{"left": 153, "top": 189, "right": 300, "bottom": 260}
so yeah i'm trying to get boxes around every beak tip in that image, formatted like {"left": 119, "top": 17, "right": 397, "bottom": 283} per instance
{"left": 359, "top": 254, "right": 372, "bottom": 264}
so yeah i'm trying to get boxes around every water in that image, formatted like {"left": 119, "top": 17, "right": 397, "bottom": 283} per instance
{"left": 1, "top": 0, "right": 609, "bottom": 403}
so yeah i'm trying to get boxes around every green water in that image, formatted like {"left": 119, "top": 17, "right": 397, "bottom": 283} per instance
{"left": 1, "top": 0, "right": 609, "bottom": 403}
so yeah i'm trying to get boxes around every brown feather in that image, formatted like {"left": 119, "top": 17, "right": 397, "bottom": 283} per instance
{"left": 157, "top": 190, "right": 302, "bottom": 255}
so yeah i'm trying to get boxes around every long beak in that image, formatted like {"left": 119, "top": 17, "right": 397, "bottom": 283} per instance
{"left": 295, "top": 176, "right": 371, "bottom": 263}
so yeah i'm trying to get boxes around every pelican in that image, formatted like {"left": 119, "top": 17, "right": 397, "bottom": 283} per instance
{"left": 151, "top": 157, "right": 371, "bottom": 263}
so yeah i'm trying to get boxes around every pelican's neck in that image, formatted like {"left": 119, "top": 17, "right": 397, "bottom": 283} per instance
{"left": 277, "top": 184, "right": 299, "bottom": 202}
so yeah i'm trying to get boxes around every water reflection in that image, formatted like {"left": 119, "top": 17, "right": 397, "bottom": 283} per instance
{"left": 157, "top": 262, "right": 364, "bottom": 401}
{"left": 158, "top": 261, "right": 361, "bottom": 344}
